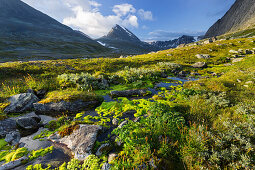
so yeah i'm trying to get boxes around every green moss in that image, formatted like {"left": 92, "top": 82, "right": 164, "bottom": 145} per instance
{"left": 1, "top": 147, "right": 28, "bottom": 163}
{"left": 0, "top": 139, "right": 8, "bottom": 150}
{"left": 39, "top": 88, "right": 103, "bottom": 104}
{"left": 29, "top": 146, "right": 54, "bottom": 161}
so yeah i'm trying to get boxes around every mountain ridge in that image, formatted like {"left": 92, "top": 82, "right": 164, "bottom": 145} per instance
{"left": 205, "top": 0, "right": 255, "bottom": 38}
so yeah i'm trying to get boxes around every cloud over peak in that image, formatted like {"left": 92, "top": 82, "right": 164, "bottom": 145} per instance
{"left": 22, "top": 0, "right": 153, "bottom": 38}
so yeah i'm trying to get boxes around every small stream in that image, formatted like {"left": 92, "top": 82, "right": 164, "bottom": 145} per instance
{"left": 102, "top": 76, "right": 199, "bottom": 102}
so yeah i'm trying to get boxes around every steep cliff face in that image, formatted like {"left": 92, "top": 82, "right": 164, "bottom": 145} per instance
{"left": 205, "top": 0, "right": 255, "bottom": 38}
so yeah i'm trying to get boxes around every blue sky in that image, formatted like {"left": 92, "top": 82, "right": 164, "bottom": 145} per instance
{"left": 22, "top": 0, "right": 235, "bottom": 41}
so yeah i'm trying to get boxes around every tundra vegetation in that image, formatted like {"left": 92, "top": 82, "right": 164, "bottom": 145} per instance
{"left": 0, "top": 36, "right": 254, "bottom": 169}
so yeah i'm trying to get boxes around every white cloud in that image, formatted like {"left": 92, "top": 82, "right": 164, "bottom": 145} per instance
{"left": 89, "top": 1, "right": 101, "bottom": 8}
{"left": 138, "top": 9, "right": 153, "bottom": 21}
{"left": 21, "top": 0, "right": 153, "bottom": 38}
{"left": 122, "top": 15, "right": 138, "bottom": 28}
{"left": 63, "top": 6, "right": 122, "bottom": 38}
{"left": 113, "top": 4, "right": 136, "bottom": 16}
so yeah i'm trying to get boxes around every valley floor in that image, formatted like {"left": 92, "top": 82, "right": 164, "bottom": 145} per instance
{"left": 0, "top": 37, "right": 255, "bottom": 169}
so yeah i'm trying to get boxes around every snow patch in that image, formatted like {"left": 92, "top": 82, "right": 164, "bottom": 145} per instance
{"left": 119, "top": 25, "right": 133, "bottom": 37}
{"left": 97, "top": 41, "right": 106, "bottom": 46}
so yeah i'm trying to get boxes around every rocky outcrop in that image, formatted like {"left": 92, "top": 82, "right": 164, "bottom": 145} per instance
{"left": 205, "top": 0, "right": 255, "bottom": 38}
{"left": 33, "top": 100, "right": 102, "bottom": 115}
{"left": 4, "top": 93, "right": 39, "bottom": 114}
{"left": 50, "top": 125, "right": 102, "bottom": 160}
{"left": 110, "top": 89, "right": 148, "bottom": 98}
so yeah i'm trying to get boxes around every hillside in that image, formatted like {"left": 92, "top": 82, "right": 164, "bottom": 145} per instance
{"left": 0, "top": 0, "right": 109, "bottom": 58}
{"left": 0, "top": 35, "right": 254, "bottom": 169}
{"left": 205, "top": 0, "right": 255, "bottom": 38}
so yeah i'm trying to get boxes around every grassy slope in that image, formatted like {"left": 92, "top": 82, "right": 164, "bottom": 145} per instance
{"left": 0, "top": 36, "right": 254, "bottom": 169}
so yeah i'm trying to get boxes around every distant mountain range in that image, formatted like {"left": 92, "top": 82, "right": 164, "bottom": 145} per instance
{"left": 0, "top": 0, "right": 109, "bottom": 57}
{"left": 148, "top": 35, "right": 196, "bottom": 50}
{"left": 205, "top": 0, "right": 255, "bottom": 38}
{"left": 97, "top": 25, "right": 197, "bottom": 54}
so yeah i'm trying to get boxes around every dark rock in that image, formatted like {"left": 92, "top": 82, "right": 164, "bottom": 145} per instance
{"left": 15, "top": 112, "right": 41, "bottom": 123}
{"left": 245, "top": 49, "right": 253, "bottom": 54}
{"left": 110, "top": 89, "right": 148, "bottom": 98}
{"left": 192, "top": 62, "right": 207, "bottom": 68}
{"left": 36, "top": 89, "right": 47, "bottom": 99}
{"left": 33, "top": 100, "right": 102, "bottom": 115}
{"left": 0, "top": 119, "right": 17, "bottom": 138}
{"left": 27, "top": 89, "right": 35, "bottom": 94}
{"left": 4, "top": 93, "right": 39, "bottom": 114}
{"left": 16, "top": 117, "right": 39, "bottom": 136}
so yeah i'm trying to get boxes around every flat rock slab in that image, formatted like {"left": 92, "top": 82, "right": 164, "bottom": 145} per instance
{"left": 13, "top": 143, "right": 72, "bottom": 170}
{"left": 4, "top": 93, "right": 39, "bottom": 114}
{"left": 19, "top": 128, "right": 52, "bottom": 151}
{"left": 110, "top": 89, "right": 148, "bottom": 98}
{"left": 33, "top": 100, "right": 101, "bottom": 115}
{"left": 51, "top": 124, "right": 102, "bottom": 160}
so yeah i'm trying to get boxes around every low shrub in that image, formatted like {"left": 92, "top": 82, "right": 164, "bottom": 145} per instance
{"left": 112, "top": 102, "right": 185, "bottom": 169}
{"left": 58, "top": 73, "right": 109, "bottom": 90}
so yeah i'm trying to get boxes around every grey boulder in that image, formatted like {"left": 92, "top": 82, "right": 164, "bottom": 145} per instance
{"left": 4, "top": 131, "right": 21, "bottom": 146}
{"left": 57, "top": 124, "right": 102, "bottom": 160}
{"left": 192, "top": 62, "right": 207, "bottom": 68}
{"left": 196, "top": 54, "right": 213, "bottom": 59}
{"left": 33, "top": 100, "right": 101, "bottom": 115}
{"left": 4, "top": 93, "right": 39, "bottom": 113}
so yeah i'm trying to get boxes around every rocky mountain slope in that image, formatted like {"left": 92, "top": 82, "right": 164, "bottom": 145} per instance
{"left": 0, "top": 0, "right": 109, "bottom": 57}
{"left": 149, "top": 35, "right": 196, "bottom": 50}
{"left": 205, "top": 0, "right": 255, "bottom": 38}
{"left": 96, "top": 25, "right": 159, "bottom": 54}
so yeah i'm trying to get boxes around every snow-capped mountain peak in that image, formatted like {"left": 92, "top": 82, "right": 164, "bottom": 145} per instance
{"left": 105, "top": 24, "right": 141, "bottom": 42}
